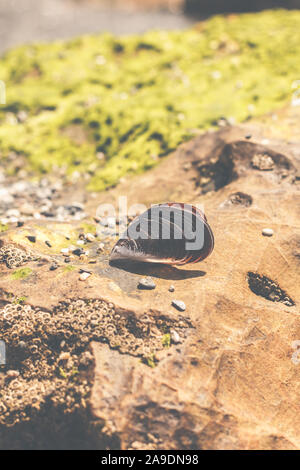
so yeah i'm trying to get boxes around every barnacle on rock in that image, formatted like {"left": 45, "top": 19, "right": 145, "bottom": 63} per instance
{"left": 0, "top": 297, "right": 192, "bottom": 429}
{"left": 0, "top": 244, "right": 39, "bottom": 269}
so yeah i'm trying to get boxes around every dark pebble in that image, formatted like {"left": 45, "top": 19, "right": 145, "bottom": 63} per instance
{"left": 45, "top": 240, "right": 52, "bottom": 247}
{"left": 41, "top": 211, "right": 55, "bottom": 218}
{"left": 49, "top": 264, "right": 58, "bottom": 271}
{"left": 27, "top": 235, "right": 36, "bottom": 243}
{"left": 73, "top": 248, "right": 84, "bottom": 256}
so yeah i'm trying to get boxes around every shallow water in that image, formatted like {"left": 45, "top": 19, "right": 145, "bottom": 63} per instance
{"left": 0, "top": 0, "right": 193, "bottom": 54}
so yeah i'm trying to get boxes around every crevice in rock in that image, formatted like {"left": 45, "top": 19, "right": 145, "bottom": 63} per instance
{"left": 194, "top": 140, "right": 294, "bottom": 193}
{"left": 221, "top": 192, "right": 253, "bottom": 208}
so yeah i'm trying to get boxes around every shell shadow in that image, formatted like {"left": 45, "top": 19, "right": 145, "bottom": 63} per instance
{"left": 109, "top": 259, "right": 206, "bottom": 280}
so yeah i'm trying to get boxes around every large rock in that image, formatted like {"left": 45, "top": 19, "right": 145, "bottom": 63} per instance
{"left": 0, "top": 110, "right": 299, "bottom": 449}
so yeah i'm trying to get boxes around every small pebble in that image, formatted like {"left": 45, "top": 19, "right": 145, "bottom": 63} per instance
{"left": 262, "top": 228, "right": 274, "bottom": 237}
{"left": 76, "top": 240, "right": 85, "bottom": 246}
{"left": 169, "top": 285, "right": 175, "bottom": 292}
{"left": 45, "top": 240, "right": 52, "bottom": 247}
{"left": 138, "top": 277, "right": 156, "bottom": 290}
{"left": 20, "top": 203, "right": 34, "bottom": 215}
{"left": 61, "top": 248, "right": 69, "bottom": 254}
{"left": 49, "top": 264, "right": 58, "bottom": 271}
{"left": 170, "top": 328, "right": 182, "bottom": 344}
{"left": 97, "top": 242, "right": 105, "bottom": 252}
{"left": 85, "top": 232, "right": 95, "bottom": 242}
{"left": 73, "top": 248, "right": 84, "bottom": 256}
{"left": 80, "top": 268, "right": 92, "bottom": 274}
{"left": 6, "top": 370, "right": 20, "bottom": 379}
{"left": 79, "top": 272, "right": 91, "bottom": 281}
{"left": 6, "top": 209, "right": 20, "bottom": 218}
{"left": 99, "top": 217, "right": 109, "bottom": 227}
{"left": 172, "top": 300, "right": 186, "bottom": 312}
{"left": 107, "top": 217, "right": 116, "bottom": 229}
{"left": 58, "top": 352, "right": 71, "bottom": 361}
{"left": 27, "top": 235, "right": 36, "bottom": 243}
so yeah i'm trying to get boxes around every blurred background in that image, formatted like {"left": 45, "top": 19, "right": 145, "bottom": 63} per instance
{"left": 1, "top": 0, "right": 300, "bottom": 54}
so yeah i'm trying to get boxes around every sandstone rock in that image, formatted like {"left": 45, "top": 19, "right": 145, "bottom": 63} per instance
{"left": 0, "top": 116, "right": 299, "bottom": 450}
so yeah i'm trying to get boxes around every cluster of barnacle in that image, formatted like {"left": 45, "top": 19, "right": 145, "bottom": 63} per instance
{"left": 0, "top": 300, "right": 191, "bottom": 360}
{"left": 52, "top": 299, "right": 191, "bottom": 357}
{"left": 0, "top": 378, "right": 54, "bottom": 426}
{"left": 0, "top": 298, "right": 191, "bottom": 427}
{"left": 0, "top": 302, "right": 92, "bottom": 427}
{"left": 247, "top": 272, "right": 295, "bottom": 306}
{"left": 0, "top": 374, "right": 90, "bottom": 427}
{"left": 0, "top": 244, "right": 38, "bottom": 268}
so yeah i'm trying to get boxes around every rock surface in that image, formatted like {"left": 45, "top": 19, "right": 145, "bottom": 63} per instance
{"left": 0, "top": 107, "right": 300, "bottom": 449}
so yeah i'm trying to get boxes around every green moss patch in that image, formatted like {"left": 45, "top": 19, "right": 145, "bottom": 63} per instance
{"left": 63, "top": 265, "right": 76, "bottom": 272}
{"left": 0, "top": 224, "right": 8, "bottom": 233}
{"left": 0, "top": 10, "right": 300, "bottom": 190}
{"left": 11, "top": 267, "right": 33, "bottom": 280}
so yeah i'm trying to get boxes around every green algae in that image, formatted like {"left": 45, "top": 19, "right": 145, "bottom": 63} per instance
{"left": 162, "top": 333, "right": 171, "bottom": 348}
{"left": 63, "top": 265, "right": 76, "bottom": 272}
{"left": 11, "top": 268, "right": 32, "bottom": 280}
{"left": 144, "top": 353, "right": 157, "bottom": 368}
{"left": 80, "top": 222, "right": 97, "bottom": 234}
{"left": 1, "top": 10, "right": 300, "bottom": 190}
{"left": 14, "top": 296, "right": 27, "bottom": 304}
{"left": 0, "top": 224, "right": 8, "bottom": 233}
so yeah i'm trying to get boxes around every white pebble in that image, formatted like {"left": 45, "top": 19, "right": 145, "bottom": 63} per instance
{"left": 107, "top": 217, "right": 116, "bottom": 229}
{"left": 262, "top": 228, "right": 274, "bottom": 237}
{"left": 79, "top": 272, "right": 91, "bottom": 281}
{"left": 85, "top": 232, "right": 95, "bottom": 242}
{"left": 6, "top": 370, "right": 20, "bottom": 378}
{"left": 61, "top": 248, "right": 69, "bottom": 254}
{"left": 138, "top": 277, "right": 156, "bottom": 290}
{"left": 6, "top": 209, "right": 20, "bottom": 218}
{"left": 170, "top": 329, "right": 181, "bottom": 344}
{"left": 172, "top": 300, "right": 186, "bottom": 312}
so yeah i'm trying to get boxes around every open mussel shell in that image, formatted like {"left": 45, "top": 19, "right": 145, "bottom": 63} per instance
{"left": 110, "top": 202, "right": 214, "bottom": 266}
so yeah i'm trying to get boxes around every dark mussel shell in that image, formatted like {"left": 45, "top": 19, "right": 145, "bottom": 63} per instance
{"left": 110, "top": 202, "right": 214, "bottom": 265}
